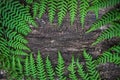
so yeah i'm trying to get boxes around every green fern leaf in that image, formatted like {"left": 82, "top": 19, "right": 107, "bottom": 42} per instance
{"left": 68, "top": 56, "right": 78, "bottom": 80}
{"left": 25, "top": 0, "right": 33, "bottom": 4}
{"left": 76, "top": 59, "right": 89, "bottom": 80}
{"left": 32, "top": 2, "right": 39, "bottom": 18}
{"left": 8, "top": 40, "right": 30, "bottom": 51}
{"left": 56, "top": 51, "right": 66, "bottom": 80}
{"left": 38, "top": 0, "right": 47, "bottom": 18}
{"left": 11, "top": 56, "right": 16, "bottom": 71}
{"left": 68, "top": 0, "right": 78, "bottom": 25}
{"left": 57, "top": 0, "right": 67, "bottom": 25}
{"left": 36, "top": 51, "right": 46, "bottom": 80}
{"left": 10, "top": 49, "right": 28, "bottom": 56}
{"left": 108, "top": 45, "right": 120, "bottom": 53}
{"left": 96, "top": 52, "right": 120, "bottom": 65}
{"left": 24, "top": 56, "right": 30, "bottom": 77}
{"left": 16, "top": 58, "right": 23, "bottom": 74}
{"left": 92, "top": 22, "right": 120, "bottom": 45}
{"left": 46, "top": 56, "right": 55, "bottom": 80}
{"left": 83, "top": 50, "right": 101, "bottom": 80}
{"left": 29, "top": 53, "right": 36, "bottom": 79}
{"left": 48, "top": 0, "right": 56, "bottom": 23}
{"left": 6, "top": 30, "right": 28, "bottom": 44}
{"left": 80, "top": 0, "right": 89, "bottom": 28}
{"left": 89, "top": 0, "right": 120, "bottom": 19}
{"left": 89, "top": 0, "right": 120, "bottom": 10}
{"left": 87, "top": 9, "right": 120, "bottom": 33}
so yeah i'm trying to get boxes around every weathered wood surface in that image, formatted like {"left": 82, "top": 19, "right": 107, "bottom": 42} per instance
{"left": 26, "top": 11, "right": 120, "bottom": 80}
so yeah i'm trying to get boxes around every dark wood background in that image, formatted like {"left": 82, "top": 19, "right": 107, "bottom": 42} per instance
{"left": 26, "top": 10, "right": 120, "bottom": 80}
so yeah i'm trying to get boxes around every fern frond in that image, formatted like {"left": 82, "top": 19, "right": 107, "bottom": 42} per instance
{"left": 16, "top": 58, "right": 23, "bottom": 74}
{"left": 38, "top": 0, "right": 47, "bottom": 18}
{"left": 68, "top": 56, "right": 78, "bottom": 80}
{"left": 36, "top": 51, "right": 46, "bottom": 80}
{"left": 45, "top": 56, "right": 55, "bottom": 80}
{"left": 96, "top": 52, "right": 120, "bottom": 65}
{"left": 56, "top": 51, "right": 66, "bottom": 80}
{"left": 0, "top": 38, "right": 9, "bottom": 56}
{"left": 48, "top": 0, "right": 56, "bottom": 23}
{"left": 11, "top": 56, "right": 16, "bottom": 71}
{"left": 24, "top": 56, "right": 30, "bottom": 77}
{"left": 32, "top": 2, "right": 39, "bottom": 18}
{"left": 108, "top": 45, "right": 120, "bottom": 53}
{"left": 89, "top": 0, "right": 120, "bottom": 10}
{"left": 29, "top": 53, "right": 36, "bottom": 79}
{"left": 68, "top": 0, "right": 77, "bottom": 25}
{"left": 25, "top": 0, "right": 33, "bottom": 4}
{"left": 8, "top": 40, "right": 30, "bottom": 51}
{"left": 6, "top": 29, "right": 28, "bottom": 44}
{"left": 92, "top": 22, "right": 120, "bottom": 45}
{"left": 87, "top": 9, "right": 120, "bottom": 33}
{"left": 10, "top": 49, "right": 28, "bottom": 56}
{"left": 89, "top": 0, "right": 120, "bottom": 19}
{"left": 57, "top": 0, "right": 67, "bottom": 25}
{"left": 80, "top": 0, "right": 89, "bottom": 28}
{"left": 76, "top": 59, "right": 89, "bottom": 80}
{"left": 83, "top": 50, "right": 101, "bottom": 80}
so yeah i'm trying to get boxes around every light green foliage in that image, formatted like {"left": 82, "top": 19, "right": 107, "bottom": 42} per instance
{"left": 48, "top": 0, "right": 56, "bottom": 23}
{"left": 38, "top": 0, "right": 47, "bottom": 18}
{"left": 25, "top": 0, "right": 33, "bottom": 4}
{"left": 0, "top": 0, "right": 36, "bottom": 57}
{"left": 33, "top": 2, "right": 39, "bottom": 18}
{"left": 76, "top": 59, "right": 89, "bottom": 80}
{"left": 29, "top": 53, "right": 36, "bottom": 79}
{"left": 108, "top": 45, "right": 120, "bottom": 53}
{"left": 89, "top": 0, "right": 120, "bottom": 18}
{"left": 57, "top": 0, "right": 68, "bottom": 25}
{"left": 87, "top": 9, "right": 120, "bottom": 33}
{"left": 68, "top": 0, "right": 78, "bottom": 25}
{"left": 46, "top": 56, "right": 55, "bottom": 80}
{"left": 56, "top": 51, "right": 66, "bottom": 80}
{"left": 83, "top": 50, "right": 101, "bottom": 80}
{"left": 80, "top": 0, "right": 89, "bottom": 28}
{"left": 68, "top": 56, "right": 78, "bottom": 80}
{"left": 89, "top": 0, "right": 120, "bottom": 10}
{"left": 92, "top": 22, "right": 120, "bottom": 45}
{"left": 24, "top": 56, "right": 30, "bottom": 78}
{"left": 36, "top": 51, "right": 46, "bottom": 80}
{"left": 96, "top": 51, "right": 120, "bottom": 65}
